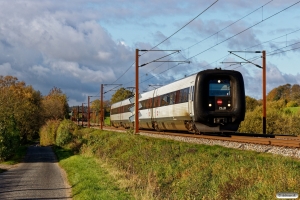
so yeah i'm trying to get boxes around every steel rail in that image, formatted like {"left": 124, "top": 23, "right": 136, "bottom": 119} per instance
{"left": 102, "top": 126, "right": 300, "bottom": 148}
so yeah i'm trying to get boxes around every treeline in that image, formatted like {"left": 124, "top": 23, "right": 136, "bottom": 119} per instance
{"left": 239, "top": 84, "right": 300, "bottom": 135}
{"left": 0, "top": 75, "right": 69, "bottom": 161}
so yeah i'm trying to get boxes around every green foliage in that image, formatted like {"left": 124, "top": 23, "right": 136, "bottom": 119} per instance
{"left": 54, "top": 147, "right": 134, "bottom": 200}
{"left": 111, "top": 87, "right": 133, "bottom": 104}
{"left": 245, "top": 96, "right": 260, "bottom": 111}
{"left": 239, "top": 99, "right": 300, "bottom": 135}
{"left": 267, "top": 83, "right": 300, "bottom": 104}
{"left": 39, "top": 120, "right": 60, "bottom": 146}
{"left": 286, "top": 100, "right": 298, "bottom": 107}
{"left": 0, "top": 116, "right": 20, "bottom": 161}
{"left": 56, "top": 129, "right": 300, "bottom": 199}
{"left": 56, "top": 119, "right": 78, "bottom": 147}
{"left": 0, "top": 76, "right": 43, "bottom": 142}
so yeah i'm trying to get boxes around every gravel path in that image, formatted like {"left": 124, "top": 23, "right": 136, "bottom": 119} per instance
{"left": 139, "top": 132, "right": 300, "bottom": 159}
{"left": 0, "top": 145, "right": 72, "bottom": 199}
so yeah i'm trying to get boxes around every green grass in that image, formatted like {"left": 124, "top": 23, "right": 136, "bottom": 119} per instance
{"left": 54, "top": 147, "right": 134, "bottom": 200}
{"left": 285, "top": 107, "right": 300, "bottom": 114}
{"left": 56, "top": 129, "right": 300, "bottom": 199}
{"left": 104, "top": 116, "right": 110, "bottom": 126}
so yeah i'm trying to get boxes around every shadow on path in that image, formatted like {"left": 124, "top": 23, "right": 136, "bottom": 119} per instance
{"left": 0, "top": 145, "right": 72, "bottom": 199}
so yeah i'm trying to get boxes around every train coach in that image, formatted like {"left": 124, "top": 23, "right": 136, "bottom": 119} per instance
{"left": 110, "top": 69, "right": 245, "bottom": 133}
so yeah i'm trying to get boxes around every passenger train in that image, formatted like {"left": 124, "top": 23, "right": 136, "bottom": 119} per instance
{"left": 110, "top": 69, "right": 245, "bottom": 133}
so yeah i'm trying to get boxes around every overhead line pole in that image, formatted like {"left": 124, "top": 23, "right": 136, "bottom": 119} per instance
{"left": 101, "top": 84, "right": 104, "bottom": 130}
{"left": 135, "top": 49, "right": 139, "bottom": 134}
{"left": 224, "top": 50, "right": 267, "bottom": 134}
{"left": 88, "top": 96, "right": 90, "bottom": 128}
{"left": 134, "top": 49, "right": 190, "bottom": 134}
{"left": 82, "top": 103, "right": 86, "bottom": 127}
{"left": 262, "top": 50, "right": 266, "bottom": 134}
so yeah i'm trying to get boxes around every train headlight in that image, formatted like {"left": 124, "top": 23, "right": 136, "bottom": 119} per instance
{"left": 209, "top": 103, "right": 212, "bottom": 107}
{"left": 228, "top": 103, "right": 231, "bottom": 107}
{"left": 218, "top": 80, "right": 221, "bottom": 83}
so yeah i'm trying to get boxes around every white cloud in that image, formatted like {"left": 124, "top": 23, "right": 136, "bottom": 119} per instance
{"left": 0, "top": 0, "right": 299, "bottom": 105}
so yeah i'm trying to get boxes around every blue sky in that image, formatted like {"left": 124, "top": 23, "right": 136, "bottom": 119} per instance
{"left": 0, "top": 0, "right": 299, "bottom": 106}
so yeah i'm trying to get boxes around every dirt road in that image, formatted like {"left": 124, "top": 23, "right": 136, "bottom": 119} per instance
{"left": 0, "top": 145, "right": 72, "bottom": 199}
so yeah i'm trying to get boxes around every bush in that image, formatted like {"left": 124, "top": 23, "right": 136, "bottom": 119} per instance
{"left": 0, "top": 116, "right": 20, "bottom": 161}
{"left": 39, "top": 120, "right": 60, "bottom": 146}
{"left": 286, "top": 101, "right": 298, "bottom": 107}
{"left": 56, "top": 119, "right": 78, "bottom": 147}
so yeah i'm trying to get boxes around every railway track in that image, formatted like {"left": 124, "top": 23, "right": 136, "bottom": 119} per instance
{"left": 101, "top": 125, "right": 300, "bottom": 149}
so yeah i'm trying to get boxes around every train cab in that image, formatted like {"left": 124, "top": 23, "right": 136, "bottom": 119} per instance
{"left": 193, "top": 69, "right": 245, "bottom": 132}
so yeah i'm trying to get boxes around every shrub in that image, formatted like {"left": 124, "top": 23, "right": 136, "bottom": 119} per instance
{"left": 286, "top": 101, "right": 298, "bottom": 107}
{"left": 39, "top": 120, "right": 60, "bottom": 146}
{"left": 56, "top": 119, "right": 78, "bottom": 147}
{"left": 0, "top": 116, "right": 20, "bottom": 161}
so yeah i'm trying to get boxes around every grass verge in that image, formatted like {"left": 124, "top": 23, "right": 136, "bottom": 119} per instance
{"left": 54, "top": 147, "right": 134, "bottom": 200}
{"left": 55, "top": 128, "right": 300, "bottom": 199}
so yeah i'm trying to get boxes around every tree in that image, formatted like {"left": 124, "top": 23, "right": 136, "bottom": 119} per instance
{"left": 42, "top": 87, "right": 69, "bottom": 120}
{"left": 267, "top": 84, "right": 291, "bottom": 101}
{"left": 245, "top": 96, "right": 259, "bottom": 111}
{"left": 291, "top": 84, "right": 300, "bottom": 103}
{"left": 0, "top": 76, "right": 43, "bottom": 159}
{"left": 110, "top": 87, "right": 133, "bottom": 104}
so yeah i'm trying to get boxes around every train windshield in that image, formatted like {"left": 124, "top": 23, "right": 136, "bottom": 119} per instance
{"left": 209, "top": 79, "right": 230, "bottom": 96}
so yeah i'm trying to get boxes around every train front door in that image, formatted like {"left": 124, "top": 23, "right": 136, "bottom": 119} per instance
{"left": 189, "top": 82, "right": 195, "bottom": 117}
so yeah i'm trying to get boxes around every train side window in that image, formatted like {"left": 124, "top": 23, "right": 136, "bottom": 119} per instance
{"left": 169, "top": 92, "right": 175, "bottom": 105}
{"left": 125, "top": 105, "right": 129, "bottom": 112}
{"left": 179, "top": 88, "right": 189, "bottom": 103}
{"left": 175, "top": 90, "right": 180, "bottom": 104}
{"left": 161, "top": 93, "right": 170, "bottom": 106}
{"left": 154, "top": 96, "right": 160, "bottom": 107}
{"left": 147, "top": 98, "right": 153, "bottom": 108}
{"left": 140, "top": 100, "right": 146, "bottom": 110}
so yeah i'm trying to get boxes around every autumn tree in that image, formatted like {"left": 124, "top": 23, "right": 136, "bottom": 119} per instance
{"left": 111, "top": 87, "right": 133, "bottom": 104}
{"left": 42, "top": 87, "right": 69, "bottom": 120}
{"left": 267, "top": 84, "right": 292, "bottom": 101}
{"left": 90, "top": 99, "right": 100, "bottom": 123}
{"left": 245, "top": 96, "right": 260, "bottom": 111}
{"left": 0, "top": 76, "right": 43, "bottom": 159}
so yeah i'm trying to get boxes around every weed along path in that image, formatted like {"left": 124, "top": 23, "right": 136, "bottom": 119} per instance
{"left": 0, "top": 145, "right": 72, "bottom": 199}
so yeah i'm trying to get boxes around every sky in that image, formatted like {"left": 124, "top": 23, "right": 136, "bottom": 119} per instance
{"left": 0, "top": 0, "right": 300, "bottom": 106}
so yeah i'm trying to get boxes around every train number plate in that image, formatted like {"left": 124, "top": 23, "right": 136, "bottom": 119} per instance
{"left": 219, "top": 107, "right": 226, "bottom": 110}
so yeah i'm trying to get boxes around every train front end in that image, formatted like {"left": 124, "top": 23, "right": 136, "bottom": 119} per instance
{"left": 193, "top": 69, "right": 245, "bottom": 133}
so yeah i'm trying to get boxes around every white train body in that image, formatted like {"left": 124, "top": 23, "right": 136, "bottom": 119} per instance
{"left": 111, "top": 74, "right": 196, "bottom": 131}
{"left": 110, "top": 69, "right": 245, "bottom": 133}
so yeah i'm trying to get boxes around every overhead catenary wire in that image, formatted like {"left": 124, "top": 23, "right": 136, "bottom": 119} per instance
{"left": 111, "top": 0, "right": 300, "bottom": 93}
{"left": 183, "top": 0, "right": 274, "bottom": 52}
{"left": 143, "top": 0, "right": 300, "bottom": 84}
{"left": 142, "top": 0, "right": 219, "bottom": 55}
{"left": 224, "top": 40, "right": 300, "bottom": 70}
{"left": 109, "top": 0, "right": 219, "bottom": 88}
{"left": 137, "top": 0, "right": 300, "bottom": 86}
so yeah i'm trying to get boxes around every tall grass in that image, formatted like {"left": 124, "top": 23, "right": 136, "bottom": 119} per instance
{"left": 58, "top": 128, "right": 300, "bottom": 199}
{"left": 55, "top": 147, "right": 134, "bottom": 200}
